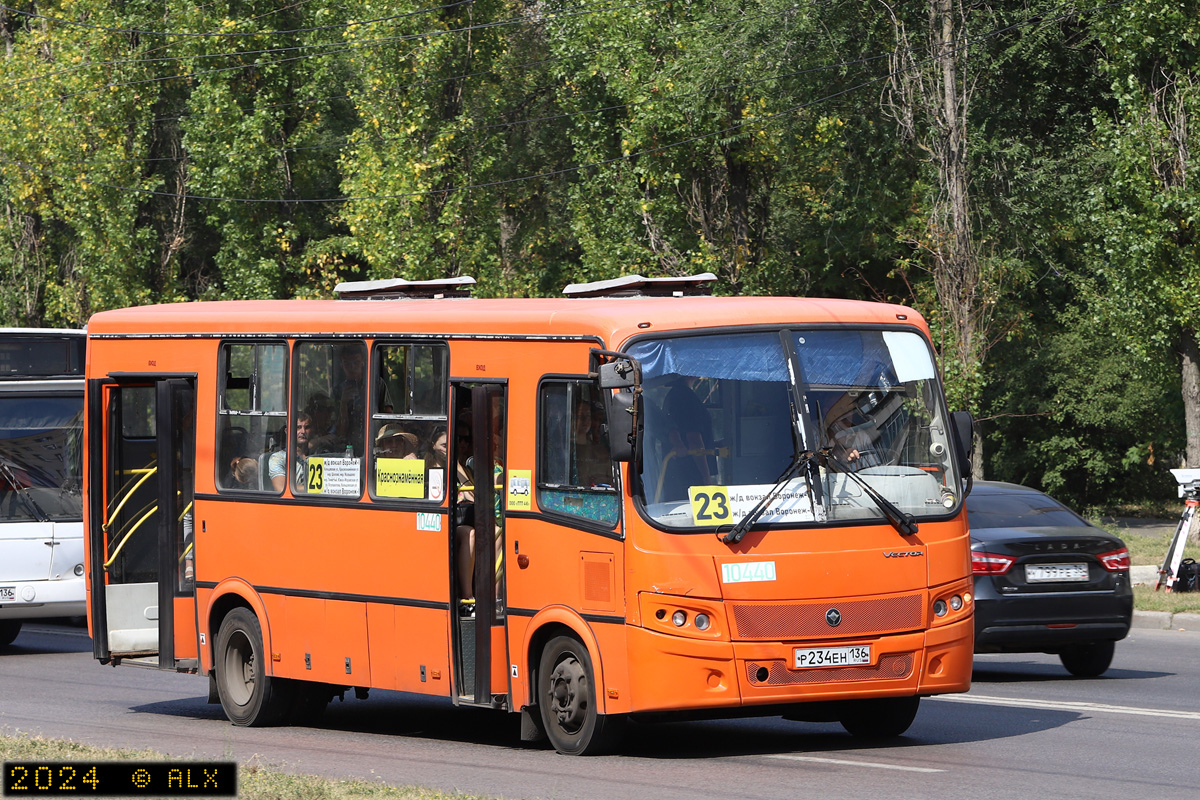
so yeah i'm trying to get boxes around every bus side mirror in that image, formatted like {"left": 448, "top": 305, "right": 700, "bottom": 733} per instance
{"left": 598, "top": 359, "right": 637, "bottom": 389}
{"left": 604, "top": 390, "right": 638, "bottom": 463}
{"left": 950, "top": 410, "right": 974, "bottom": 492}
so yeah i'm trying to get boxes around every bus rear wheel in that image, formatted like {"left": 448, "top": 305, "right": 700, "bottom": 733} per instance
{"left": 214, "top": 608, "right": 293, "bottom": 726}
{"left": 537, "top": 635, "right": 620, "bottom": 755}
{"left": 0, "top": 620, "right": 20, "bottom": 647}
{"left": 838, "top": 696, "right": 921, "bottom": 739}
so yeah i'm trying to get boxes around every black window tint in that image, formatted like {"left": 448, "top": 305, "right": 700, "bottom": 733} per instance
{"left": 966, "top": 492, "right": 1087, "bottom": 529}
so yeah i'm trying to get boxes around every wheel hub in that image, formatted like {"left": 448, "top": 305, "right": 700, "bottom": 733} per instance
{"left": 547, "top": 655, "right": 588, "bottom": 732}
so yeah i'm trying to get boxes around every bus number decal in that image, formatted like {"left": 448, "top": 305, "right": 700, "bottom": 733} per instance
{"left": 308, "top": 460, "right": 324, "bottom": 492}
{"left": 689, "top": 486, "right": 732, "bottom": 526}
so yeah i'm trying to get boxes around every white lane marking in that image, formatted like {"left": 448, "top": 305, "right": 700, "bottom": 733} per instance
{"left": 767, "top": 755, "right": 945, "bottom": 773}
{"left": 935, "top": 693, "right": 1200, "bottom": 720}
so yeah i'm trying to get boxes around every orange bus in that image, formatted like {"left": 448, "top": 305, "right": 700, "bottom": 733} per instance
{"left": 83, "top": 274, "right": 975, "bottom": 755}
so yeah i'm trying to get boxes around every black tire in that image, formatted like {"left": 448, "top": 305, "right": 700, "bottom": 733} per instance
{"left": 0, "top": 620, "right": 21, "bottom": 648}
{"left": 1059, "top": 641, "right": 1115, "bottom": 678}
{"left": 214, "top": 608, "right": 294, "bottom": 726}
{"left": 537, "top": 635, "right": 622, "bottom": 755}
{"left": 839, "top": 696, "right": 921, "bottom": 739}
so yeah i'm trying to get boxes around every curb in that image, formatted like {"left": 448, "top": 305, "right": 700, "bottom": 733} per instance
{"left": 1132, "top": 609, "right": 1200, "bottom": 631}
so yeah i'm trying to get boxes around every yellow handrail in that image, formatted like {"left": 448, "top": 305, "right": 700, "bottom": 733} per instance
{"left": 104, "top": 505, "right": 158, "bottom": 569}
{"left": 103, "top": 466, "right": 158, "bottom": 532}
{"left": 105, "top": 463, "right": 156, "bottom": 515}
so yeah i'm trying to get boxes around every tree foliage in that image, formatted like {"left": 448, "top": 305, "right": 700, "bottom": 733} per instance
{"left": 2, "top": 0, "right": 1199, "bottom": 506}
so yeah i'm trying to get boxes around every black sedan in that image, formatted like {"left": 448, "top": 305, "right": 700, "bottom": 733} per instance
{"left": 967, "top": 481, "right": 1133, "bottom": 677}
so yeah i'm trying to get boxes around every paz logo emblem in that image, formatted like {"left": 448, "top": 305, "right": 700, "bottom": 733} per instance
{"left": 825, "top": 608, "right": 842, "bottom": 627}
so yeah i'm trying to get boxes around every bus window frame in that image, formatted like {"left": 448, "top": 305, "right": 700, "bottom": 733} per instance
{"left": 366, "top": 339, "right": 450, "bottom": 507}
{"left": 290, "top": 338, "right": 367, "bottom": 501}
{"left": 215, "top": 339, "right": 289, "bottom": 496}
{"left": 621, "top": 322, "right": 965, "bottom": 535}
{"left": 534, "top": 373, "right": 622, "bottom": 536}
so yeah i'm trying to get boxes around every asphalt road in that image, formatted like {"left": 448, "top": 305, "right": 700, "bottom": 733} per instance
{"left": 1, "top": 623, "right": 1198, "bottom": 800}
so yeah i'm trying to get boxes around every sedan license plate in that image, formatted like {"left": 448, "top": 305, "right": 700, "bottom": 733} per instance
{"left": 1025, "top": 563, "right": 1089, "bottom": 583}
{"left": 793, "top": 644, "right": 871, "bottom": 669}
{"left": 0, "top": 586, "right": 14, "bottom": 602}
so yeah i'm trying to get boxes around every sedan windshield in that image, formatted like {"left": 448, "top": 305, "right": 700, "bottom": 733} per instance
{"left": 0, "top": 394, "right": 83, "bottom": 522}
{"left": 629, "top": 329, "right": 961, "bottom": 530}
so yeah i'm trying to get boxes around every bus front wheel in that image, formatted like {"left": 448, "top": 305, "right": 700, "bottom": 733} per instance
{"left": 537, "top": 635, "right": 621, "bottom": 755}
{"left": 838, "top": 696, "right": 920, "bottom": 739}
{"left": 214, "top": 608, "right": 293, "bottom": 726}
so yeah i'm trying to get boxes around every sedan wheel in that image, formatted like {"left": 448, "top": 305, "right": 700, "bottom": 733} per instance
{"left": 1059, "top": 641, "right": 1115, "bottom": 677}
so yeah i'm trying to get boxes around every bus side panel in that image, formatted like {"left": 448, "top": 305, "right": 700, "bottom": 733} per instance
{"left": 366, "top": 603, "right": 450, "bottom": 694}
{"left": 172, "top": 597, "right": 198, "bottom": 660}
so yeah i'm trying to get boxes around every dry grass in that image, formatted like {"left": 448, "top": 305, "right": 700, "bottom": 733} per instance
{"left": 0, "top": 733, "right": 488, "bottom": 800}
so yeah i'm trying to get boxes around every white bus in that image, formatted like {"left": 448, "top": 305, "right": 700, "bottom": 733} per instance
{"left": 0, "top": 329, "right": 86, "bottom": 647}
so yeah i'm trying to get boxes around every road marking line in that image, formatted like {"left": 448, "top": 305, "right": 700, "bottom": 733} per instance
{"left": 935, "top": 694, "right": 1200, "bottom": 720}
{"left": 766, "top": 755, "right": 945, "bottom": 773}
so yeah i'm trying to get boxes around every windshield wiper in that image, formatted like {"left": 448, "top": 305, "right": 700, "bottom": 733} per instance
{"left": 820, "top": 449, "right": 919, "bottom": 536}
{"left": 0, "top": 459, "right": 50, "bottom": 523}
{"left": 720, "top": 450, "right": 819, "bottom": 545}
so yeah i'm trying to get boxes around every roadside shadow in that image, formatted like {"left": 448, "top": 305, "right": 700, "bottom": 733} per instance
{"left": 132, "top": 687, "right": 1081, "bottom": 759}
{"left": 0, "top": 626, "right": 92, "bottom": 656}
{"left": 972, "top": 660, "right": 1170, "bottom": 682}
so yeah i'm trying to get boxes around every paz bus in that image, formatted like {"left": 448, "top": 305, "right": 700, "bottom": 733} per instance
{"left": 1, "top": 329, "right": 86, "bottom": 648}
{"left": 82, "top": 274, "right": 975, "bottom": 754}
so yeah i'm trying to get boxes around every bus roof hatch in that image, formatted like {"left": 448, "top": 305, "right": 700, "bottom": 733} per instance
{"left": 334, "top": 276, "right": 476, "bottom": 300}
{"left": 562, "top": 272, "right": 717, "bottom": 298}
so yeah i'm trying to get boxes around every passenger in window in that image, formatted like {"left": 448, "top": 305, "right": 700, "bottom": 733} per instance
{"left": 572, "top": 399, "right": 611, "bottom": 487}
{"left": 269, "top": 412, "right": 313, "bottom": 492}
{"left": 228, "top": 456, "right": 259, "bottom": 490}
{"left": 335, "top": 346, "right": 366, "bottom": 446}
{"left": 375, "top": 424, "right": 419, "bottom": 459}
{"left": 306, "top": 392, "right": 336, "bottom": 436}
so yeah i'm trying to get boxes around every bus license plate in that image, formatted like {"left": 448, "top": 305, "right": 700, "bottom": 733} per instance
{"left": 793, "top": 645, "right": 871, "bottom": 669}
{"left": 0, "top": 586, "right": 14, "bottom": 602}
{"left": 1025, "top": 563, "right": 1089, "bottom": 583}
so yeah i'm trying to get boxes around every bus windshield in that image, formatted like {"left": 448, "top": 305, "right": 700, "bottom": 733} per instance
{"left": 630, "top": 329, "right": 960, "bottom": 530}
{"left": 0, "top": 395, "right": 83, "bottom": 522}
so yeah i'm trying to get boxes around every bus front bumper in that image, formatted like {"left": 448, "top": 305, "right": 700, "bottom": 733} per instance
{"left": 625, "top": 617, "right": 972, "bottom": 714}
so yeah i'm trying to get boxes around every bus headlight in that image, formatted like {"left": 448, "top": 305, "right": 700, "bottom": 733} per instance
{"left": 672, "top": 611, "right": 688, "bottom": 627}
{"left": 694, "top": 614, "right": 711, "bottom": 631}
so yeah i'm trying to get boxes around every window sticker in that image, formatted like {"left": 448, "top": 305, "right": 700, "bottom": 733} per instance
{"left": 508, "top": 469, "right": 532, "bottom": 511}
{"left": 307, "top": 456, "right": 360, "bottom": 496}
{"left": 688, "top": 485, "right": 732, "bottom": 526}
{"left": 376, "top": 457, "right": 426, "bottom": 499}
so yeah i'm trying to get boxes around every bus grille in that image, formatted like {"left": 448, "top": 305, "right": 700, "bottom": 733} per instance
{"left": 746, "top": 653, "right": 915, "bottom": 686}
{"left": 730, "top": 595, "right": 923, "bottom": 640}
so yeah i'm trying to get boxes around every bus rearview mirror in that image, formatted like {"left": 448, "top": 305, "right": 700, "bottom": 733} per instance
{"left": 598, "top": 359, "right": 638, "bottom": 389}
{"left": 605, "top": 390, "right": 637, "bottom": 463}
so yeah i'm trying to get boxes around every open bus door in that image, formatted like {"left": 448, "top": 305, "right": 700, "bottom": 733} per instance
{"left": 88, "top": 376, "right": 196, "bottom": 669}
{"left": 450, "top": 382, "right": 509, "bottom": 707}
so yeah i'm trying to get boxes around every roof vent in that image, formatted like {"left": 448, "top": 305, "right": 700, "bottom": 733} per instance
{"left": 334, "top": 276, "right": 476, "bottom": 300}
{"left": 562, "top": 272, "right": 717, "bottom": 298}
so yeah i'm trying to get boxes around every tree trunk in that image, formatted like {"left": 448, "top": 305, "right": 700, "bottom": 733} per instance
{"left": 1181, "top": 326, "right": 1200, "bottom": 544}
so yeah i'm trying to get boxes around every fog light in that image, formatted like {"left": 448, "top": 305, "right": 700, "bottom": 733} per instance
{"left": 933, "top": 599, "right": 948, "bottom": 617}
{"left": 949, "top": 595, "right": 963, "bottom": 611}
{"left": 74, "top": 564, "right": 84, "bottom": 577}
{"left": 694, "top": 613, "right": 711, "bottom": 631}
{"left": 672, "top": 610, "right": 687, "bottom": 627}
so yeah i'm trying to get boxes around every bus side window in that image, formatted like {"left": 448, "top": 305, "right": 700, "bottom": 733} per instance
{"left": 369, "top": 343, "right": 449, "bottom": 503}
{"left": 537, "top": 380, "right": 618, "bottom": 527}
{"left": 217, "top": 342, "right": 287, "bottom": 492}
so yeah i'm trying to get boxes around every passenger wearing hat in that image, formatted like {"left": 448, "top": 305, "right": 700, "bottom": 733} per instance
{"left": 375, "top": 423, "right": 420, "bottom": 459}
